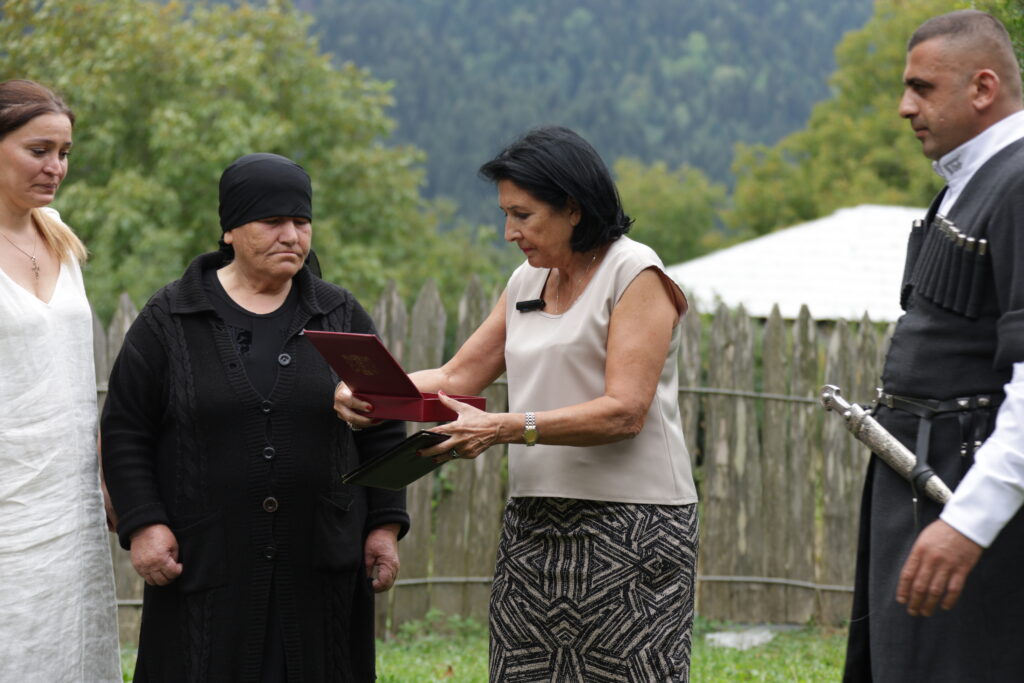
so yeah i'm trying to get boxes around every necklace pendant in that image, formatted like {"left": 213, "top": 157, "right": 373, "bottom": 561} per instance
{"left": 1, "top": 230, "right": 42, "bottom": 279}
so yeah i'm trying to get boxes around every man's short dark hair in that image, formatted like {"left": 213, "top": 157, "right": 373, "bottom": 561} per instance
{"left": 909, "top": 10, "right": 1012, "bottom": 54}
{"left": 908, "top": 10, "right": 1021, "bottom": 101}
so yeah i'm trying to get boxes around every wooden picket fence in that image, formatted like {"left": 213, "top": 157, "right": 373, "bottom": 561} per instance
{"left": 94, "top": 278, "right": 891, "bottom": 646}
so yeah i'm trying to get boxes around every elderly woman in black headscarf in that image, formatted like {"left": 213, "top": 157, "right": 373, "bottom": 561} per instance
{"left": 102, "top": 153, "right": 409, "bottom": 681}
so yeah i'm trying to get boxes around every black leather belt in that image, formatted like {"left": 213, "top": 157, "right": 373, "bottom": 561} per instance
{"left": 874, "top": 389, "right": 1003, "bottom": 518}
{"left": 876, "top": 391, "right": 999, "bottom": 418}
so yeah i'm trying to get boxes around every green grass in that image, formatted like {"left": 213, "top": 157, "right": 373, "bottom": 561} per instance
{"left": 120, "top": 613, "right": 847, "bottom": 681}
{"left": 374, "top": 612, "right": 848, "bottom": 682}
{"left": 120, "top": 646, "right": 136, "bottom": 683}
{"left": 376, "top": 611, "right": 489, "bottom": 682}
{"left": 691, "top": 617, "right": 847, "bottom": 682}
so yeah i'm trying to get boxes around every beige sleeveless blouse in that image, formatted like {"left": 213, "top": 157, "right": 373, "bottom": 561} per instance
{"left": 503, "top": 236, "right": 698, "bottom": 505}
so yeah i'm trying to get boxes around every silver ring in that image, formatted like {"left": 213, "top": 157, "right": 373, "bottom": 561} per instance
{"left": 346, "top": 421, "right": 362, "bottom": 432}
{"left": 449, "top": 449, "right": 460, "bottom": 459}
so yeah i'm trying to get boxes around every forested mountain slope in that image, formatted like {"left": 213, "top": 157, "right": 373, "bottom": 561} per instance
{"left": 298, "top": 0, "right": 872, "bottom": 221}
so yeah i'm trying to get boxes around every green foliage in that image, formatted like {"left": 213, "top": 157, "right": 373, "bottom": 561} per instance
{"left": 998, "top": 0, "right": 1024, "bottom": 57}
{"left": 614, "top": 158, "right": 729, "bottom": 264}
{"left": 726, "top": 0, "right": 1024, "bottom": 236}
{"left": 0, "top": 0, "right": 507, "bottom": 320}
{"left": 298, "top": 0, "right": 873, "bottom": 224}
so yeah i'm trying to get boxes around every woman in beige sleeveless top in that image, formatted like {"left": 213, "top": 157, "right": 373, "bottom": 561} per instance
{"left": 336, "top": 125, "right": 698, "bottom": 682}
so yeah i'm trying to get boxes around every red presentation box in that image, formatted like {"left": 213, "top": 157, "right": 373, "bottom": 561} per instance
{"left": 303, "top": 330, "right": 486, "bottom": 422}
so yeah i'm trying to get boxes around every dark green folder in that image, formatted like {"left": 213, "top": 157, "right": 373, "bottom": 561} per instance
{"left": 341, "top": 430, "right": 450, "bottom": 490}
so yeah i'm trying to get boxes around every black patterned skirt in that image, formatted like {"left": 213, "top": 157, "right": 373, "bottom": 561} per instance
{"left": 489, "top": 497, "right": 698, "bottom": 682}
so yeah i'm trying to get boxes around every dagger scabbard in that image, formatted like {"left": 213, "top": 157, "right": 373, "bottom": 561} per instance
{"left": 820, "top": 384, "right": 953, "bottom": 505}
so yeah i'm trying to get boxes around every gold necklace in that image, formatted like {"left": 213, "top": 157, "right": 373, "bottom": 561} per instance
{"left": 0, "top": 229, "right": 40, "bottom": 280}
{"left": 554, "top": 249, "right": 599, "bottom": 313}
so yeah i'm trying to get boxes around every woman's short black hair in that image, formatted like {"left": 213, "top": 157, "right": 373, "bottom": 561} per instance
{"left": 479, "top": 126, "right": 632, "bottom": 252}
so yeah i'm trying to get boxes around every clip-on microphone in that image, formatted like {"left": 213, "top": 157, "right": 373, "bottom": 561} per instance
{"left": 515, "top": 298, "right": 546, "bottom": 312}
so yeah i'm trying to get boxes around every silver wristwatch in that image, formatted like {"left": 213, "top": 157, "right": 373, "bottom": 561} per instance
{"left": 523, "top": 411, "right": 539, "bottom": 446}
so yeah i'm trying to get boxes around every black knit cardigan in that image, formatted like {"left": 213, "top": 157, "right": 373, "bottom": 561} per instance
{"left": 102, "top": 251, "right": 409, "bottom": 682}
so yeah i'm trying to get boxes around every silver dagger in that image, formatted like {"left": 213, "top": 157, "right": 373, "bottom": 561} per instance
{"left": 820, "top": 384, "right": 953, "bottom": 505}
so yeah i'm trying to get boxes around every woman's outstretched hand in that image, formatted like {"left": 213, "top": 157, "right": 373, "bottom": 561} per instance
{"left": 421, "top": 391, "right": 504, "bottom": 463}
{"left": 333, "top": 381, "right": 381, "bottom": 430}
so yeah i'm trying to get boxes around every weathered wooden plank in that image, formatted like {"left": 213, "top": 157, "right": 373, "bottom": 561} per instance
{"left": 458, "top": 282, "right": 505, "bottom": 624}
{"left": 373, "top": 280, "right": 408, "bottom": 358}
{"left": 678, "top": 300, "right": 701, "bottom": 462}
{"left": 730, "top": 307, "right": 763, "bottom": 622}
{"left": 455, "top": 275, "right": 489, "bottom": 345}
{"left": 464, "top": 382, "right": 507, "bottom": 624}
{"left": 433, "top": 278, "right": 488, "bottom": 618}
{"left": 370, "top": 281, "right": 411, "bottom": 636}
{"left": 816, "top": 315, "right": 880, "bottom": 629}
{"left": 390, "top": 280, "right": 446, "bottom": 631}
{"left": 101, "top": 294, "right": 145, "bottom": 645}
{"left": 853, "top": 314, "right": 881, "bottom": 408}
{"left": 821, "top": 320, "right": 855, "bottom": 625}
{"left": 851, "top": 314, "right": 881, "bottom": 531}
{"left": 93, "top": 311, "right": 109, "bottom": 412}
{"left": 820, "top": 315, "right": 882, "bottom": 626}
{"left": 105, "top": 292, "right": 137, "bottom": 371}
{"left": 676, "top": 301, "right": 703, "bottom": 620}
{"left": 698, "top": 304, "right": 735, "bottom": 621}
{"left": 761, "top": 305, "right": 790, "bottom": 621}
{"left": 405, "top": 280, "right": 447, "bottom": 375}
{"left": 432, "top": 463, "right": 473, "bottom": 619}
{"left": 787, "top": 306, "right": 818, "bottom": 623}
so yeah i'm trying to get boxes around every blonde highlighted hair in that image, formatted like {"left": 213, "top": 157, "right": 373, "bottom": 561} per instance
{"left": 0, "top": 79, "right": 85, "bottom": 263}
{"left": 33, "top": 208, "right": 87, "bottom": 264}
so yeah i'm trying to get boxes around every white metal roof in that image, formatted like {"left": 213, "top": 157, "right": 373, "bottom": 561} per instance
{"left": 665, "top": 204, "right": 926, "bottom": 322}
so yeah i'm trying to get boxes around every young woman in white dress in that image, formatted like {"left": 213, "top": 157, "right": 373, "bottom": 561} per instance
{"left": 0, "top": 79, "right": 120, "bottom": 682}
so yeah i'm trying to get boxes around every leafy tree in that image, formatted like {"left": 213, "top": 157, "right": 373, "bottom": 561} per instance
{"left": 614, "top": 158, "right": 728, "bottom": 266}
{"left": 1001, "top": 0, "right": 1024, "bottom": 56}
{"left": 0, "top": 0, "right": 507, "bottom": 320}
{"left": 727, "top": 0, "right": 1022, "bottom": 235}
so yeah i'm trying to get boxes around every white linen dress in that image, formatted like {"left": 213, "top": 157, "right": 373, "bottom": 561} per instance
{"left": 0, "top": 226, "right": 120, "bottom": 682}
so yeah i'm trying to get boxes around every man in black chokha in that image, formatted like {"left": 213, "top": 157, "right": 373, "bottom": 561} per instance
{"left": 844, "top": 10, "right": 1024, "bottom": 682}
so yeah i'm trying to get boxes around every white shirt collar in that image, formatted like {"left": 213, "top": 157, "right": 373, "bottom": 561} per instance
{"left": 935, "top": 109, "right": 1024, "bottom": 215}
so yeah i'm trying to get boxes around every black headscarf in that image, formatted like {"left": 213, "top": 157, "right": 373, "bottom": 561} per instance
{"left": 219, "top": 153, "right": 312, "bottom": 231}
{"left": 217, "top": 152, "right": 320, "bottom": 277}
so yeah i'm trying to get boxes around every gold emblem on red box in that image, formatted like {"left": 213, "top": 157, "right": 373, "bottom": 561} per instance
{"left": 342, "top": 354, "right": 378, "bottom": 376}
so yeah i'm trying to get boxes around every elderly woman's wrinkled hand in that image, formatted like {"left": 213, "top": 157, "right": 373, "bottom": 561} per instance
{"left": 421, "top": 391, "right": 503, "bottom": 463}
{"left": 364, "top": 524, "right": 401, "bottom": 593}
{"left": 130, "top": 524, "right": 184, "bottom": 586}
{"left": 333, "top": 381, "right": 380, "bottom": 431}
